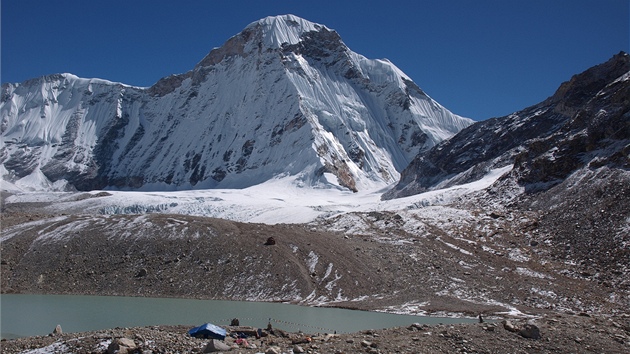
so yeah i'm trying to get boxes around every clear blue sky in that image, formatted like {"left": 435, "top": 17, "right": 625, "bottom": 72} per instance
{"left": 2, "top": 0, "right": 628, "bottom": 120}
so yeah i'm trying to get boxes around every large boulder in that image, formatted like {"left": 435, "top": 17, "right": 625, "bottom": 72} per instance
{"left": 107, "top": 338, "right": 137, "bottom": 354}
{"left": 519, "top": 324, "right": 541, "bottom": 339}
{"left": 204, "top": 339, "right": 231, "bottom": 352}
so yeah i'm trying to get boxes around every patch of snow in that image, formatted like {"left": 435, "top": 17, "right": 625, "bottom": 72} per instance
{"left": 508, "top": 248, "right": 530, "bottom": 262}
{"left": 515, "top": 267, "right": 553, "bottom": 279}
{"left": 306, "top": 251, "right": 319, "bottom": 273}
{"left": 20, "top": 342, "right": 69, "bottom": 354}
{"left": 379, "top": 301, "right": 430, "bottom": 316}
{"left": 530, "top": 287, "right": 557, "bottom": 298}
{"left": 324, "top": 270, "right": 342, "bottom": 291}
{"left": 438, "top": 238, "right": 472, "bottom": 255}
{"left": 322, "top": 263, "right": 334, "bottom": 280}
{"left": 0, "top": 216, "right": 69, "bottom": 242}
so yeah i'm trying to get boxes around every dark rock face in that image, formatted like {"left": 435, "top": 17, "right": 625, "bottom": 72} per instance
{"left": 512, "top": 55, "right": 630, "bottom": 191}
{"left": 383, "top": 52, "right": 630, "bottom": 200}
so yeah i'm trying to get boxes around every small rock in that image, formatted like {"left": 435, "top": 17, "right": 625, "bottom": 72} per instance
{"left": 503, "top": 320, "right": 518, "bottom": 333}
{"left": 293, "top": 344, "right": 305, "bottom": 353}
{"left": 361, "top": 340, "right": 372, "bottom": 347}
{"left": 265, "top": 346, "right": 281, "bottom": 354}
{"left": 52, "top": 324, "right": 62, "bottom": 335}
{"left": 489, "top": 211, "right": 504, "bottom": 219}
{"left": 612, "top": 334, "right": 626, "bottom": 344}
{"left": 408, "top": 323, "right": 426, "bottom": 331}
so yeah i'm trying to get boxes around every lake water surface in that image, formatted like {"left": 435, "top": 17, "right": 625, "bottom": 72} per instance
{"left": 0, "top": 294, "right": 475, "bottom": 339}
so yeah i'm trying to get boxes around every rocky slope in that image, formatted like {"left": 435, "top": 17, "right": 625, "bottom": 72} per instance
{"left": 383, "top": 51, "right": 629, "bottom": 199}
{"left": 2, "top": 190, "right": 628, "bottom": 318}
{"left": 0, "top": 15, "right": 472, "bottom": 193}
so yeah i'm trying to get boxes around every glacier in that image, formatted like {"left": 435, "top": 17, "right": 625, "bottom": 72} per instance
{"left": 1, "top": 14, "right": 473, "bottom": 192}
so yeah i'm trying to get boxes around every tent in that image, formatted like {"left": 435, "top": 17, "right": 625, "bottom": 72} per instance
{"left": 188, "top": 323, "right": 227, "bottom": 340}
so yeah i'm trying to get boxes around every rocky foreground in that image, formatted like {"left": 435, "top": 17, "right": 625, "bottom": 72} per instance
{"left": 2, "top": 313, "right": 630, "bottom": 353}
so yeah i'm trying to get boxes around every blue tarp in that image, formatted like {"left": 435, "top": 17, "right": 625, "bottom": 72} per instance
{"left": 188, "top": 323, "right": 227, "bottom": 340}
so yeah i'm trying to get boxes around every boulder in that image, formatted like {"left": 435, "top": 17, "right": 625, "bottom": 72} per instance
{"left": 204, "top": 339, "right": 231, "bottom": 352}
{"left": 265, "top": 346, "right": 281, "bottom": 354}
{"left": 519, "top": 324, "right": 541, "bottom": 339}
{"left": 107, "top": 338, "right": 136, "bottom": 354}
{"left": 52, "top": 325, "right": 62, "bottom": 335}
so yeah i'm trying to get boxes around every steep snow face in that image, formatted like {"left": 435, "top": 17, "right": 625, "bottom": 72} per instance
{"left": 1, "top": 15, "right": 472, "bottom": 192}
{"left": 246, "top": 14, "right": 328, "bottom": 49}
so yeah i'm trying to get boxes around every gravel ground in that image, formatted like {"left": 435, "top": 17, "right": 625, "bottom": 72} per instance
{"left": 2, "top": 313, "right": 630, "bottom": 353}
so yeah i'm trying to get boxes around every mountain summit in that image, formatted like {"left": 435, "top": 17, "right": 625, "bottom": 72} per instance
{"left": 1, "top": 15, "right": 472, "bottom": 192}
{"left": 247, "top": 14, "right": 328, "bottom": 49}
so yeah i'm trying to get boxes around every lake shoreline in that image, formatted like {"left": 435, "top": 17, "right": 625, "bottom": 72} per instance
{"left": 2, "top": 312, "right": 629, "bottom": 353}
{"left": 0, "top": 293, "right": 480, "bottom": 341}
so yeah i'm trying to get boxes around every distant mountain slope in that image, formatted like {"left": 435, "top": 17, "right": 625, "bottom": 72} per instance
{"left": 383, "top": 52, "right": 630, "bottom": 199}
{"left": 0, "top": 14, "right": 472, "bottom": 192}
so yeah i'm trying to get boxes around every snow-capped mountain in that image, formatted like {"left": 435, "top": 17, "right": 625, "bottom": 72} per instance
{"left": 0, "top": 14, "right": 472, "bottom": 192}
{"left": 383, "top": 52, "right": 630, "bottom": 199}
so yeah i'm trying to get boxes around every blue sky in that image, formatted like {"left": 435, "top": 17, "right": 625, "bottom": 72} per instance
{"left": 1, "top": 0, "right": 628, "bottom": 120}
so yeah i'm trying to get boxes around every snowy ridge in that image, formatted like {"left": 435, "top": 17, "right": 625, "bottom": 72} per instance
{"left": 1, "top": 15, "right": 472, "bottom": 192}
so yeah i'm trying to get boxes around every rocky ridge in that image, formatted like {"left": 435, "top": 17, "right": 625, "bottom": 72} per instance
{"left": 383, "top": 52, "right": 630, "bottom": 199}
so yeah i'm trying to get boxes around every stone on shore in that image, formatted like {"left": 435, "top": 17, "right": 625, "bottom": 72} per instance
{"left": 203, "top": 339, "right": 231, "bottom": 352}
{"left": 107, "top": 338, "right": 136, "bottom": 354}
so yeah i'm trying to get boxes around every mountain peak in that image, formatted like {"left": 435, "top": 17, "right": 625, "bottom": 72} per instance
{"left": 245, "top": 14, "right": 328, "bottom": 49}
{"left": 2, "top": 14, "right": 472, "bottom": 193}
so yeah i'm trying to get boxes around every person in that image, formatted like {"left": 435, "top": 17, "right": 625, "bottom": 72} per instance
{"left": 266, "top": 320, "right": 275, "bottom": 335}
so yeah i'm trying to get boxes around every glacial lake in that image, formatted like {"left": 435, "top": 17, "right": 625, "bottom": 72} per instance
{"left": 0, "top": 294, "right": 476, "bottom": 339}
